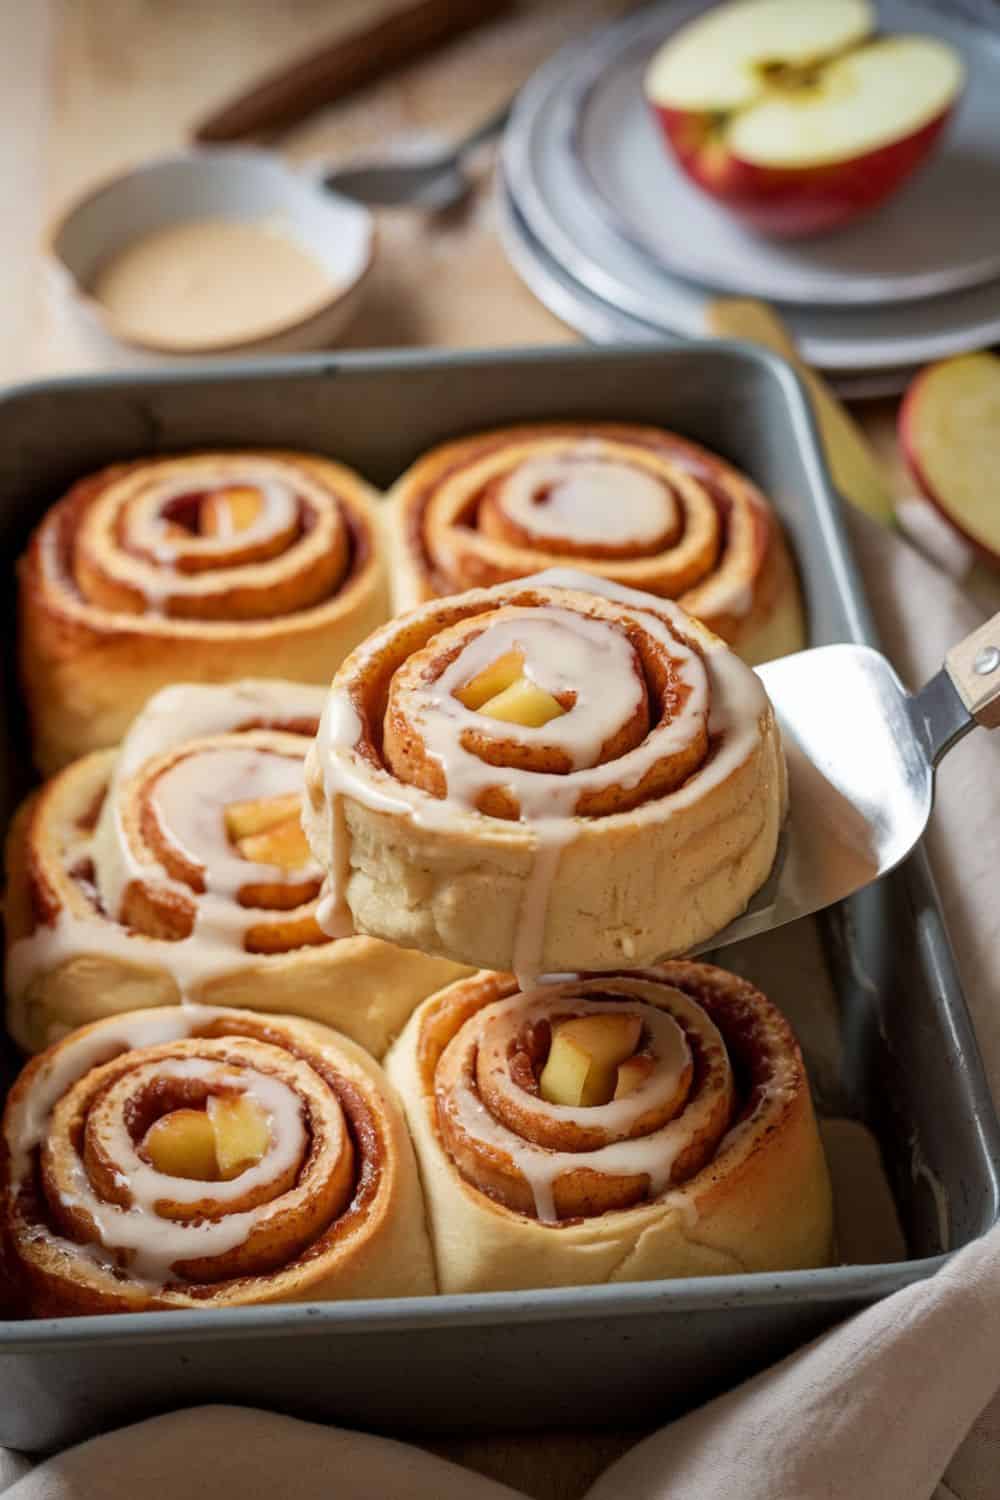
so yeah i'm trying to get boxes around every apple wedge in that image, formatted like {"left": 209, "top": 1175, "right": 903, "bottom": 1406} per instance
{"left": 474, "top": 678, "right": 565, "bottom": 728}
{"left": 456, "top": 649, "right": 525, "bottom": 709}
{"left": 645, "top": 0, "right": 964, "bottom": 238}
{"left": 208, "top": 1094, "right": 272, "bottom": 1179}
{"left": 141, "top": 1096, "right": 272, "bottom": 1182}
{"left": 539, "top": 1013, "right": 643, "bottom": 1107}
{"left": 899, "top": 352, "right": 1000, "bottom": 569}
{"left": 142, "top": 1108, "right": 220, "bottom": 1181}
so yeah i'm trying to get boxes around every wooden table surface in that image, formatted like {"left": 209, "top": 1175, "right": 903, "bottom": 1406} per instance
{"left": 0, "top": 4, "right": 914, "bottom": 1493}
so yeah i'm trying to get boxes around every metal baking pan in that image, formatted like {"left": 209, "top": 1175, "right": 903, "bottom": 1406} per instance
{"left": 0, "top": 344, "right": 996, "bottom": 1452}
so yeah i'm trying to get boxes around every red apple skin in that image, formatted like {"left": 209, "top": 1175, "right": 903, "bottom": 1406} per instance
{"left": 650, "top": 104, "right": 953, "bottom": 238}
{"left": 899, "top": 361, "right": 1000, "bottom": 568}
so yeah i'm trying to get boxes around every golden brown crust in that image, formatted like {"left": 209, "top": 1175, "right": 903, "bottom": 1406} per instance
{"left": 1, "top": 1008, "right": 436, "bottom": 1315}
{"left": 19, "top": 450, "right": 390, "bottom": 772}
{"left": 388, "top": 422, "right": 805, "bottom": 665}
{"left": 385, "top": 964, "right": 835, "bottom": 1292}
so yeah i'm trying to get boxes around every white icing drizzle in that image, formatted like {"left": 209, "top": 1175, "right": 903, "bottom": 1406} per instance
{"left": 6, "top": 682, "right": 329, "bottom": 1010}
{"left": 445, "top": 438, "right": 764, "bottom": 620}
{"left": 113, "top": 679, "right": 325, "bottom": 785}
{"left": 511, "top": 822, "right": 576, "bottom": 992}
{"left": 143, "top": 746, "right": 320, "bottom": 906}
{"left": 311, "top": 572, "right": 771, "bottom": 983}
{"left": 497, "top": 454, "right": 675, "bottom": 547}
{"left": 442, "top": 978, "right": 727, "bottom": 1223}
{"left": 420, "top": 609, "right": 649, "bottom": 773}
{"left": 74, "top": 1058, "right": 305, "bottom": 1204}
{"left": 5, "top": 1008, "right": 326, "bottom": 1285}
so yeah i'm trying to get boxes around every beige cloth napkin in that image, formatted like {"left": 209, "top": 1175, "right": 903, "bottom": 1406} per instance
{"left": 2, "top": 519, "right": 998, "bottom": 1500}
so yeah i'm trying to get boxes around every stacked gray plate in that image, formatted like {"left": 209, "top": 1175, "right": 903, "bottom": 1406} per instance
{"left": 499, "top": 0, "right": 1000, "bottom": 395}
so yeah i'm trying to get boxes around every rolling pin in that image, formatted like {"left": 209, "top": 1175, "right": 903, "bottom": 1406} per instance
{"left": 194, "top": 0, "right": 514, "bottom": 143}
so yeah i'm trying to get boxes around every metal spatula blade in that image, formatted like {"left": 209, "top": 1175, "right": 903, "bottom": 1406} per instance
{"left": 695, "top": 612, "right": 1000, "bottom": 953}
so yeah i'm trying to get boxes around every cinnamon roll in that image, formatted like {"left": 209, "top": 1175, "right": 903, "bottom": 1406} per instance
{"left": 389, "top": 423, "right": 804, "bottom": 664}
{"left": 385, "top": 965, "right": 834, "bottom": 1292}
{"left": 304, "top": 573, "right": 786, "bottom": 980}
{"left": 1, "top": 1006, "right": 434, "bottom": 1314}
{"left": 5, "top": 680, "right": 465, "bottom": 1057}
{"left": 18, "top": 450, "right": 389, "bottom": 772}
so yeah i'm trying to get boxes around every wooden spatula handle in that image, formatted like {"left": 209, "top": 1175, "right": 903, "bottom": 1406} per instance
{"left": 194, "top": 0, "right": 513, "bottom": 142}
{"left": 705, "top": 297, "right": 895, "bottom": 527}
{"left": 947, "top": 613, "right": 1000, "bottom": 729}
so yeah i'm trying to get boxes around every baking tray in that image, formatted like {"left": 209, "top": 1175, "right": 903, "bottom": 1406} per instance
{"left": 0, "top": 344, "right": 996, "bottom": 1452}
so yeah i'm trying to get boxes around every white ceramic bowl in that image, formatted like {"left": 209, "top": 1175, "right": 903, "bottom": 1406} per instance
{"left": 47, "top": 148, "right": 375, "bottom": 367}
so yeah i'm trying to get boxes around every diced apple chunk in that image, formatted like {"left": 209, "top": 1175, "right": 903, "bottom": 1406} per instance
{"left": 558, "top": 1014, "right": 643, "bottom": 1063}
{"left": 614, "top": 1055, "right": 656, "bottom": 1099}
{"left": 539, "top": 1033, "right": 594, "bottom": 1107}
{"left": 143, "top": 1108, "right": 220, "bottom": 1181}
{"left": 237, "top": 815, "right": 311, "bottom": 871}
{"left": 456, "top": 650, "right": 525, "bottom": 710}
{"left": 207, "top": 1093, "right": 271, "bottom": 1179}
{"left": 456, "top": 649, "right": 566, "bottom": 727}
{"left": 478, "top": 678, "right": 565, "bottom": 727}
{"left": 539, "top": 1013, "right": 642, "bottom": 1107}
{"left": 200, "top": 485, "right": 263, "bottom": 537}
{"left": 225, "top": 792, "right": 302, "bottom": 841}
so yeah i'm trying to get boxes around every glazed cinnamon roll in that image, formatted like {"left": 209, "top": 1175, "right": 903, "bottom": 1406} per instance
{"left": 389, "top": 423, "right": 804, "bottom": 664}
{"left": 386, "top": 965, "right": 834, "bottom": 1292}
{"left": 5, "top": 680, "right": 465, "bottom": 1057}
{"left": 18, "top": 450, "right": 389, "bottom": 771}
{"left": 304, "top": 573, "right": 786, "bottom": 980}
{"left": 1, "top": 1006, "right": 434, "bottom": 1314}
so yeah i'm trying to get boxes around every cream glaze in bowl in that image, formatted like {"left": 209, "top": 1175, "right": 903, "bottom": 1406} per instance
{"left": 47, "top": 148, "right": 375, "bottom": 368}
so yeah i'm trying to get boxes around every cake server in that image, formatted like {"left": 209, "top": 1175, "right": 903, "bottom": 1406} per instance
{"left": 698, "top": 611, "right": 1000, "bottom": 953}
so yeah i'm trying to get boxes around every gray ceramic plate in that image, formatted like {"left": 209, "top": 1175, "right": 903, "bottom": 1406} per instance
{"left": 497, "top": 177, "right": 918, "bottom": 399}
{"left": 565, "top": 0, "right": 1000, "bottom": 307}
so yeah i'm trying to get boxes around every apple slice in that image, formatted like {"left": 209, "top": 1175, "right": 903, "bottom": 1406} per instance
{"left": 645, "top": 0, "right": 964, "bottom": 238}
{"left": 477, "top": 678, "right": 565, "bottom": 728}
{"left": 539, "top": 1013, "right": 642, "bottom": 1107}
{"left": 899, "top": 353, "right": 1000, "bottom": 568}
{"left": 237, "top": 815, "right": 312, "bottom": 872}
{"left": 614, "top": 1055, "right": 656, "bottom": 1099}
{"left": 225, "top": 791, "right": 302, "bottom": 841}
{"left": 207, "top": 1094, "right": 271, "bottom": 1179}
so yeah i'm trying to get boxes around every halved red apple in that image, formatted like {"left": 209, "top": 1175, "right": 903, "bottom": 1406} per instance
{"left": 645, "top": 0, "right": 964, "bottom": 238}
{"left": 899, "top": 352, "right": 1000, "bottom": 569}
